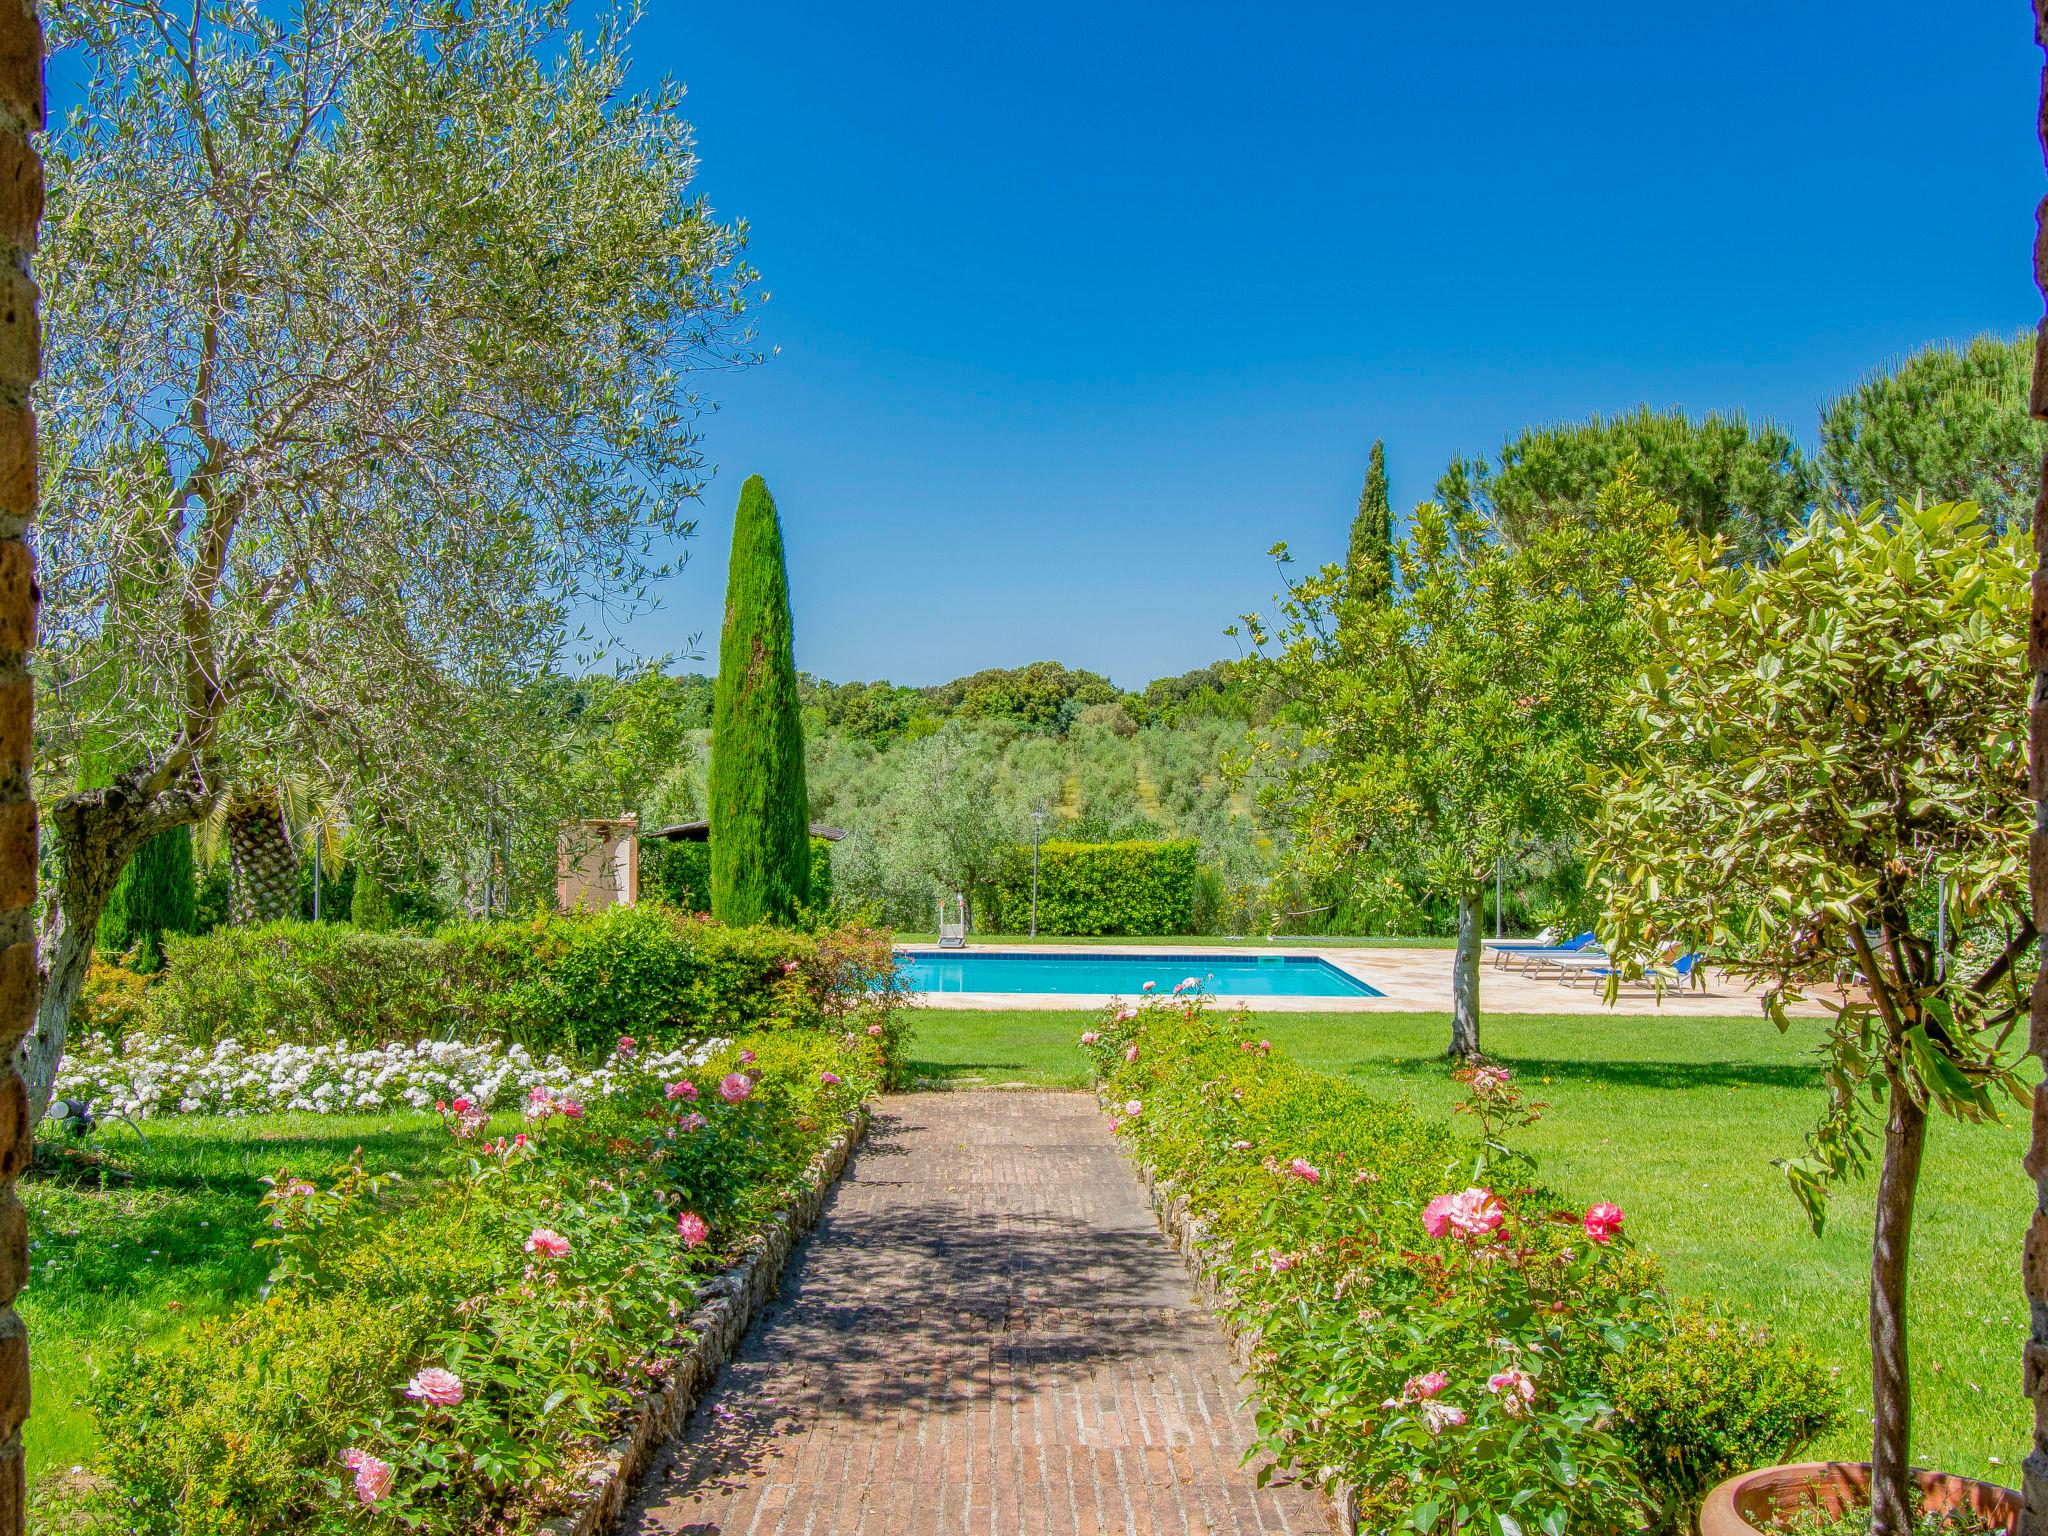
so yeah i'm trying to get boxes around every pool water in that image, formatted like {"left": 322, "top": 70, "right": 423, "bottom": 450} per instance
{"left": 893, "top": 950, "right": 1380, "bottom": 998}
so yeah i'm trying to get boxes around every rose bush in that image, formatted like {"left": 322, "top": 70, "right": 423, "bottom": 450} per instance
{"left": 62, "top": 1025, "right": 887, "bottom": 1535}
{"left": 1083, "top": 995, "right": 1838, "bottom": 1534}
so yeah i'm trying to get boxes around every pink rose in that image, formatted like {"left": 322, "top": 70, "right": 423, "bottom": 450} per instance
{"left": 524, "top": 1227, "right": 570, "bottom": 1258}
{"left": 1124, "top": 1099, "right": 1142, "bottom": 1117}
{"left": 782, "top": 959, "right": 800, "bottom": 973}
{"left": 342, "top": 1448, "right": 394, "bottom": 1505}
{"left": 1141, "top": 980, "right": 1156, "bottom": 992}
{"left": 405, "top": 1366, "right": 464, "bottom": 1406}
{"left": 1420, "top": 1400, "right": 1467, "bottom": 1435}
{"left": 739, "top": 1049, "right": 756, "bottom": 1065}
{"left": 1080, "top": 1031, "right": 1101, "bottom": 1045}
{"left": 1287, "top": 1158, "right": 1321, "bottom": 1184}
{"left": 449, "top": 1096, "right": 472, "bottom": 1115}
{"left": 616, "top": 1035, "right": 637, "bottom": 1059}
{"left": 1423, "top": 1187, "right": 1505, "bottom": 1240}
{"left": 666, "top": 1079, "right": 698, "bottom": 1100}
{"left": 677, "top": 1211, "right": 709, "bottom": 1249}
{"left": 1107, "top": 1117, "right": 1123, "bottom": 1133}
{"left": 867, "top": 1023, "right": 884, "bottom": 1037}
{"left": 1469, "top": 1065, "right": 1511, "bottom": 1094}
{"left": 1231, "top": 1138, "right": 1252, "bottom": 1151}
{"left": 1124, "top": 1045, "right": 1140, "bottom": 1064}
{"left": 1408, "top": 1371, "right": 1449, "bottom": 1400}
{"left": 1582, "top": 1202, "right": 1625, "bottom": 1244}
{"left": 1115, "top": 1007, "right": 1137, "bottom": 1021}
{"left": 719, "top": 1072, "right": 753, "bottom": 1104}
{"left": 1487, "top": 1368, "right": 1535, "bottom": 1415}
{"left": 558, "top": 1098, "right": 583, "bottom": 1119}
{"left": 1266, "top": 1248, "right": 1297, "bottom": 1274}
{"left": 820, "top": 1070, "right": 842, "bottom": 1086}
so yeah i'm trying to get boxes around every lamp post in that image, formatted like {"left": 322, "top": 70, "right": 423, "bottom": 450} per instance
{"left": 1030, "top": 805, "right": 1047, "bottom": 939}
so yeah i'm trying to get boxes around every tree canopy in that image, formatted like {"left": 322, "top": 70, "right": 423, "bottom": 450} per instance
{"left": 1243, "top": 474, "right": 1668, "bottom": 1056}
{"left": 1819, "top": 332, "right": 2045, "bottom": 532}
{"left": 1438, "top": 406, "right": 1812, "bottom": 565}
{"left": 25, "top": 0, "right": 758, "bottom": 1116}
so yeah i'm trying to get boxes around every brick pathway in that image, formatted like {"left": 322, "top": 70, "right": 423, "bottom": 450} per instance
{"left": 620, "top": 1091, "right": 1332, "bottom": 1536}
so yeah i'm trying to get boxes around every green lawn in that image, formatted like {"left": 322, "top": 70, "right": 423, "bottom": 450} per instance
{"left": 908, "top": 1006, "right": 2028, "bottom": 1484}
{"left": 21, "top": 1111, "right": 450, "bottom": 1487}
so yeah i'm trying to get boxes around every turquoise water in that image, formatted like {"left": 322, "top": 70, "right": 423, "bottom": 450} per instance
{"left": 893, "top": 950, "right": 1380, "bottom": 998}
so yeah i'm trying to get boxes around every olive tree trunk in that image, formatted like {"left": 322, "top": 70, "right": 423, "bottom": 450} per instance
{"left": 1449, "top": 887, "right": 1482, "bottom": 1059}
{"left": 17, "top": 778, "right": 212, "bottom": 1124}
{"left": 1869, "top": 1067, "right": 1927, "bottom": 1536}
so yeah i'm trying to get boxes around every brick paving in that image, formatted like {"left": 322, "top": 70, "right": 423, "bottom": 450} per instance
{"left": 620, "top": 1091, "right": 1332, "bottom": 1536}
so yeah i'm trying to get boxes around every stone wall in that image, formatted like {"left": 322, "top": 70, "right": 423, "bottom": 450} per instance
{"left": 0, "top": 0, "right": 35, "bottom": 1526}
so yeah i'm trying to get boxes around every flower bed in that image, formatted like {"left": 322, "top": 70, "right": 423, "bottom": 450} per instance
{"left": 1083, "top": 995, "right": 1839, "bottom": 1535}
{"left": 51, "top": 1027, "right": 885, "bottom": 1536}
{"left": 52, "top": 1031, "right": 739, "bottom": 1121}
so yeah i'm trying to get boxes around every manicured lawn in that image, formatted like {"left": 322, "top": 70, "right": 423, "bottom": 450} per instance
{"left": 909, "top": 1005, "right": 2029, "bottom": 1484}
{"left": 21, "top": 1111, "right": 451, "bottom": 1487}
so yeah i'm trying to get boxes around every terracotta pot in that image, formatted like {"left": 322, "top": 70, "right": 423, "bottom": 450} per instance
{"left": 1699, "top": 1461, "right": 2020, "bottom": 1536}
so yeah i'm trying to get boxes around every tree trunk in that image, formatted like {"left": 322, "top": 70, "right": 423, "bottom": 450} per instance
{"left": 226, "top": 791, "right": 298, "bottom": 926}
{"left": 1870, "top": 1069, "right": 1927, "bottom": 1536}
{"left": 17, "top": 779, "right": 213, "bottom": 1124}
{"left": 1449, "top": 888, "right": 1481, "bottom": 1059}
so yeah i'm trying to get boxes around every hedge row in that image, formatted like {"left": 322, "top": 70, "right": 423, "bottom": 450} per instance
{"left": 63, "top": 1031, "right": 881, "bottom": 1536}
{"left": 123, "top": 906, "right": 902, "bottom": 1063}
{"left": 987, "top": 839, "right": 1197, "bottom": 935}
{"left": 1082, "top": 1000, "right": 1838, "bottom": 1534}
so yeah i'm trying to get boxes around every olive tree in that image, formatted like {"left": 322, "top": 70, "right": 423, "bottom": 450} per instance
{"left": 1241, "top": 475, "right": 1663, "bottom": 1058}
{"left": 1591, "top": 501, "right": 2029, "bottom": 1535}
{"left": 27, "top": 0, "right": 758, "bottom": 1118}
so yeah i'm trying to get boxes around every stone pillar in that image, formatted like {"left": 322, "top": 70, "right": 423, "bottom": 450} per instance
{"left": 0, "top": 0, "right": 35, "bottom": 1526}
{"left": 2028, "top": 8, "right": 2048, "bottom": 1532}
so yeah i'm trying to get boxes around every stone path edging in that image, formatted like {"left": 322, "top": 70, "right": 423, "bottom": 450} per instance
{"left": 1112, "top": 1097, "right": 1363, "bottom": 1536}
{"left": 541, "top": 1102, "right": 871, "bottom": 1536}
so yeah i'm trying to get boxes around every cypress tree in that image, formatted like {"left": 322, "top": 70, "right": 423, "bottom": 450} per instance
{"left": 1347, "top": 438, "right": 1393, "bottom": 602}
{"left": 708, "top": 475, "right": 811, "bottom": 925}
{"left": 101, "top": 824, "right": 198, "bottom": 970}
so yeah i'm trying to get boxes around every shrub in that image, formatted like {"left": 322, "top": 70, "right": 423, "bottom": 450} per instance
{"left": 1083, "top": 999, "right": 1839, "bottom": 1533}
{"left": 70, "top": 1031, "right": 882, "bottom": 1535}
{"left": 142, "top": 909, "right": 911, "bottom": 1075}
{"left": 1605, "top": 1301, "right": 1841, "bottom": 1525}
{"left": 151, "top": 923, "right": 452, "bottom": 1047}
{"left": 988, "top": 839, "right": 1197, "bottom": 935}
{"left": 75, "top": 959, "right": 152, "bottom": 1043}
{"left": 643, "top": 835, "right": 833, "bottom": 915}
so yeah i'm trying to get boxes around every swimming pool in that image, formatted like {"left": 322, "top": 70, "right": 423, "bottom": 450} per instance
{"left": 893, "top": 950, "right": 1380, "bottom": 998}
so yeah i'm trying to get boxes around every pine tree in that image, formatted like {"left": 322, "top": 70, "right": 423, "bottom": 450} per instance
{"left": 1347, "top": 439, "right": 1393, "bottom": 602}
{"left": 101, "top": 824, "right": 197, "bottom": 970}
{"left": 225, "top": 790, "right": 299, "bottom": 926}
{"left": 708, "top": 475, "right": 811, "bottom": 925}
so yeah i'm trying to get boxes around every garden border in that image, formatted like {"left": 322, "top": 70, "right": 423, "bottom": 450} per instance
{"left": 1106, "top": 1091, "right": 1362, "bottom": 1536}
{"left": 540, "top": 1101, "right": 871, "bottom": 1536}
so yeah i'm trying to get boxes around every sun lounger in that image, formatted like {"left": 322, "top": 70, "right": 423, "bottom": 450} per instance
{"left": 1483, "top": 928, "right": 1561, "bottom": 968}
{"left": 1490, "top": 931, "right": 1599, "bottom": 972}
{"left": 1558, "top": 953, "right": 1702, "bottom": 990}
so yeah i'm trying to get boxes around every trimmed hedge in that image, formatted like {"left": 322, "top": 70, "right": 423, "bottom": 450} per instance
{"left": 143, "top": 906, "right": 904, "bottom": 1066}
{"left": 1083, "top": 1000, "right": 1837, "bottom": 1533}
{"left": 988, "top": 839, "right": 1196, "bottom": 935}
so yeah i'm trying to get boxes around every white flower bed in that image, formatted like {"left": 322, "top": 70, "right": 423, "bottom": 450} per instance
{"left": 54, "top": 1033, "right": 734, "bottom": 1121}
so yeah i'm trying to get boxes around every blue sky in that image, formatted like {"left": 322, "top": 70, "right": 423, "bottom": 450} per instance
{"left": 611, "top": 1, "right": 2037, "bottom": 688}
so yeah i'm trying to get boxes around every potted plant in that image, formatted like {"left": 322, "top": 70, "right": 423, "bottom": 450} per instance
{"left": 1592, "top": 500, "right": 2030, "bottom": 1536}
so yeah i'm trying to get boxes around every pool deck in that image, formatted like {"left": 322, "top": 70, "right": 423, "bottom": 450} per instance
{"left": 894, "top": 942, "right": 1841, "bottom": 1018}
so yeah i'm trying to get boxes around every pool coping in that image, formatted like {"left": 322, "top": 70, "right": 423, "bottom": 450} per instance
{"left": 889, "top": 940, "right": 1836, "bottom": 1017}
